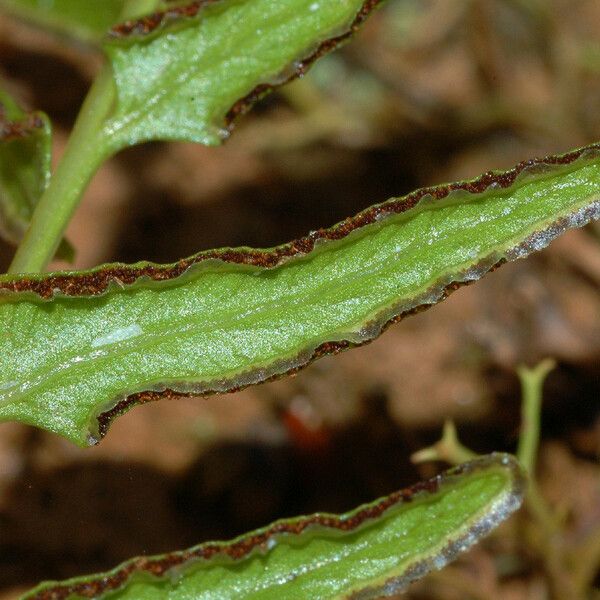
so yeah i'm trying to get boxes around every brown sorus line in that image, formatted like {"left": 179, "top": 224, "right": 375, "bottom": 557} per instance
{"left": 108, "top": 0, "right": 380, "bottom": 39}
{"left": 224, "top": 0, "right": 383, "bottom": 124}
{"left": 0, "top": 141, "right": 598, "bottom": 299}
{"left": 25, "top": 456, "right": 511, "bottom": 600}
{"left": 108, "top": 0, "right": 220, "bottom": 38}
{"left": 0, "top": 110, "right": 45, "bottom": 142}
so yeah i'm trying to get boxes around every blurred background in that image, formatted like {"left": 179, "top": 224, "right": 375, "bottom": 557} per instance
{"left": 0, "top": 1, "right": 599, "bottom": 598}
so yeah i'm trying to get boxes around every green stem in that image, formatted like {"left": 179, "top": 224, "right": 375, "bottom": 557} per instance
{"left": 8, "top": 65, "right": 115, "bottom": 274}
{"left": 6, "top": 0, "right": 159, "bottom": 275}
{"left": 516, "top": 358, "right": 556, "bottom": 474}
{"left": 514, "top": 360, "right": 581, "bottom": 598}
{"left": 515, "top": 360, "right": 557, "bottom": 529}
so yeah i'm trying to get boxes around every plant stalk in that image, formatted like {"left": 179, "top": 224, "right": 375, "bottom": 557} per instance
{"left": 8, "top": 65, "right": 115, "bottom": 274}
{"left": 8, "top": 0, "right": 163, "bottom": 275}
{"left": 5, "top": 0, "right": 162, "bottom": 276}
{"left": 516, "top": 358, "right": 555, "bottom": 474}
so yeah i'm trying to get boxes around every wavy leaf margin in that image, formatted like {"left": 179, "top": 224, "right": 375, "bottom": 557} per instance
{"left": 22, "top": 454, "right": 526, "bottom": 600}
{"left": 0, "top": 142, "right": 599, "bottom": 443}
{"left": 3, "top": 141, "right": 599, "bottom": 300}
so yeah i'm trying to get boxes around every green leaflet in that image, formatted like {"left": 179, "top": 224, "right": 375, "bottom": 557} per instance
{"left": 0, "top": 144, "right": 598, "bottom": 445}
{"left": 0, "top": 87, "right": 74, "bottom": 261}
{"left": 100, "top": 0, "right": 380, "bottom": 149}
{"left": 22, "top": 454, "right": 526, "bottom": 600}
{"left": 0, "top": 87, "right": 52, "bottom": 247}
{"left": 0, "top": 0, "right": 148, "bottom": 42}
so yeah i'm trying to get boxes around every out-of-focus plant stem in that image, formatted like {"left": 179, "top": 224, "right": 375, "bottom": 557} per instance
{"left": 411, "top": 420, "right": 477, "bottom": 466}
{"left": 517, "top": 358, "right": 555, "bottom": 474}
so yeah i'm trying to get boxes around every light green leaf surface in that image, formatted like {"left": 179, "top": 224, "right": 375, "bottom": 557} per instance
{"left": 101, "top": 0, "right": 378, "bottom": 149}
{"left": 0, "top": 0, "right": 127, "bottom": 41}
{"left": 22, "top": 454, "right": 526, "bottom": 600}
{"left": 0, "top": 144, "right": 598, "bottom": 445}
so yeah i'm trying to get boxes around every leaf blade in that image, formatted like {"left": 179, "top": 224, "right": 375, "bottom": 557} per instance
{"left": 101, "top": 0, "right": 382, "bottom": 149}
{"left": 21, "top": 454, "right": 526, "bottom": 600}
{"left": 0, "top": 143, "right": 598, "bottom": 445}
